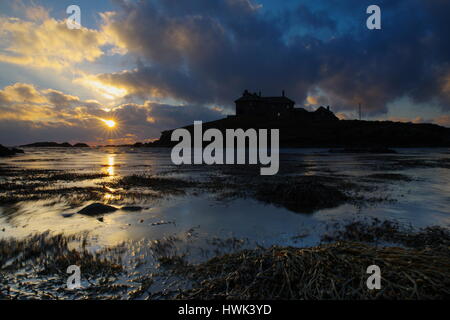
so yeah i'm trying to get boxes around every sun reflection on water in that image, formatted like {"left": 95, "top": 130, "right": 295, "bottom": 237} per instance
{"left": 101, "top": 155, "right": 122, "bottom": 202}
{"left": 106, "top": 155, "right": 115, "bottom": 176}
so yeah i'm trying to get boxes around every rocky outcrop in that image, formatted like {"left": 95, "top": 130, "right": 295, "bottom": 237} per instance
{"left": 0, "top": 144, "right": 24, "bottom": 157}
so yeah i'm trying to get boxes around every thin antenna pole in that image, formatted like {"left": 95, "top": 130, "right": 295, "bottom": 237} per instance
{"left": 359, "top": 103, "right": 362, "bottom": 121}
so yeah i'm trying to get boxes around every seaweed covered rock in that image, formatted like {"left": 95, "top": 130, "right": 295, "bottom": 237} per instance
{"left": 78, "top": 203, "right": 118, "bottom": 216}
{"left": 255, "top": 179, "right": 348, "bottom": 213}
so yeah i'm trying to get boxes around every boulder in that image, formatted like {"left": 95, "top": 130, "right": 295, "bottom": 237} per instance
{"left": 78, "top": 203, "right": 118, "bottom": 216}
{"left": 61, "top": 213, "right": 75, "bottom": 218}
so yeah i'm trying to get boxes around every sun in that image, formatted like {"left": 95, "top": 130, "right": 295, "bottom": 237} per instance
{"left": 96, "top": 117, "right": 122, "bottom": 141}
{"left": 101, "top": 119, "right": 117, "bottom": 128}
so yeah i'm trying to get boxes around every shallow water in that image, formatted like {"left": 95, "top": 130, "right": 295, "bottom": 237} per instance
{"left": 1, "top": 147, "right": 449, "bottom": 249}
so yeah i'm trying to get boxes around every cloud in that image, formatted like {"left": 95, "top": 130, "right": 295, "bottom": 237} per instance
{"left": 74, "top": 75, "right": 129, "bottom": 100}
{"left": 24, "top": 5, "right": 50, "bottom": 22}
{"left": 0, "top": 82, "right": 224, "bottom": 145}
{"left": 1, "top": 83, "right": 47, "bottom": 104}
{"left": 433, "top": 115, "right": 450, "bottom": 128}
{"left": 93, "top": 0, "right": 317, "bottom": 106}
{"left": 0, "top": 16, "right": 114, "bottom": 70}
{"left": 91, "top": 0, "right": 450, "bottom": 115}
{"left": 43, "top": 89, "right": 81, "bottom": 108}
{"left": 290, "top": 4, "right": 337, "bottom": 31}
{"left": 10, "top": 1, "right": 50, "bottom": 22}
{"left": 0, "top": 83, "right": 99, "bottom": 123}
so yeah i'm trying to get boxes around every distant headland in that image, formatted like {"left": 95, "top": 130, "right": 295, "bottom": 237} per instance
{"left": 19, "top": 142, "right": 90, "bottom": 148}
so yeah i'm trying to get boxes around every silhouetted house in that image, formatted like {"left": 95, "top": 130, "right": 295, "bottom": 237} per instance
{"left": 235, "top": 90, "right": 295, "bottom": 117}
{"left": 235, "top": 90, "right": 338, "bottom": 121}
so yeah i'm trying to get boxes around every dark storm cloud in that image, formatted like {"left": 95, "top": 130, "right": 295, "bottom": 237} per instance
{"left": 147, "top": 102, "right": 225, "bottom": 128}
{"left": 101, "top": 0, "right": 321, "bottom": 105}
{"left": 291, "top": 4, "right": 337, "bottom": 31}
{"left": 99, "top": 0, "right": 450, "bottom": 115}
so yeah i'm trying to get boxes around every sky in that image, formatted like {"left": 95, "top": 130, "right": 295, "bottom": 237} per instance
{"left": 0, "top": 0, "right": 449, "bottom": 146}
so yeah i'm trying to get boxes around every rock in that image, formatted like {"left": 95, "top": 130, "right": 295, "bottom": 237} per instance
{"left": 255, "top": 179, "right": 348, "bottom": 214}
{"left": 121, "top": 206, "right": 143, "bottom": 212}
{"left": 61, "top": 213, "right": 75, "bottom": 218}
{"left": 0, "top": 144, "right": 24, "bottom": 157}
{"left": 97, "top": 217, "right": 104, "bottom": 222}
{"left": 78, "top": 203, "right": 118, "bottom": 216}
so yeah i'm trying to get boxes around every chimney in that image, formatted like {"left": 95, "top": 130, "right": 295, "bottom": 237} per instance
{"left": 259, "top": 91, "right": 261, "bottom": 97}
{"left": 282, "top": 90, "right": 285, "bottom": 97}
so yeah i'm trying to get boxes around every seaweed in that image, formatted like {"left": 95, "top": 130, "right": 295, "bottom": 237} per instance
{"left": 321, "top": 219, "right": 450, "bottom": 251}
{"left": 172, "top": 242, "right": 450, "bottom": 300}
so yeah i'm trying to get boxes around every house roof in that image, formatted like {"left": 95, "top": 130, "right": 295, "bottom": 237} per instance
{"left": 235, "top": 90, "right": 295, "bottom": 104}
{"left": 261, "top": 96, "right": 295, "bottom": 104}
